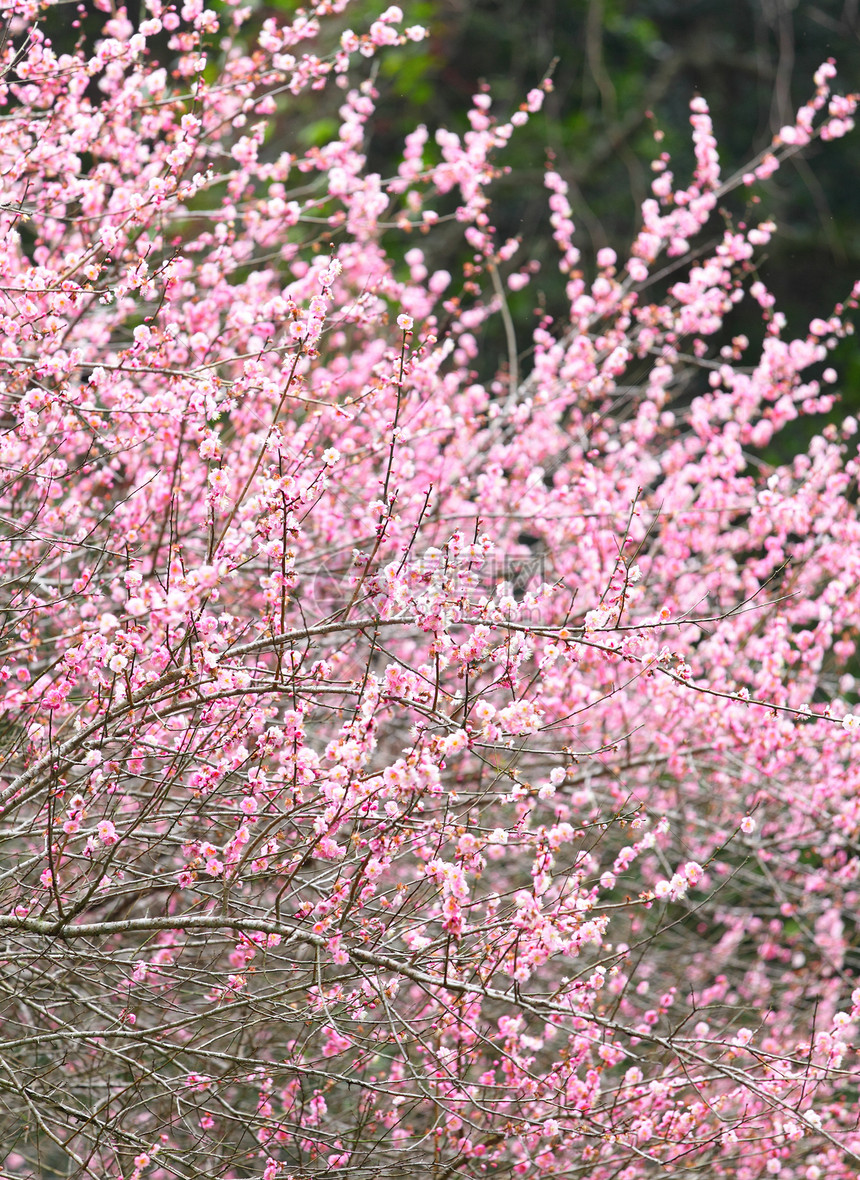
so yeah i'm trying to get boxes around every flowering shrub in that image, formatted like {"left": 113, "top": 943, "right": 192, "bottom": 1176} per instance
{"left": 1, "top": 3, "right": 860, "bottom": 1178}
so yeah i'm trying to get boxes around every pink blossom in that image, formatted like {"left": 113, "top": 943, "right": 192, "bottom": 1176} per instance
{"left": 0, "top": 14, "right": 859, "bottom": 1179}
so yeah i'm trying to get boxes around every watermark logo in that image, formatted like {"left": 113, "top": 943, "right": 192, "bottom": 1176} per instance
{"left": 302, "top": 552, "right": 548, "bottom": 615}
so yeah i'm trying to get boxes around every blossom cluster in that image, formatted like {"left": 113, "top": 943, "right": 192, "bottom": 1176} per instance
{"left": 0, "top": 2, "right": 859, "bottom": 1179}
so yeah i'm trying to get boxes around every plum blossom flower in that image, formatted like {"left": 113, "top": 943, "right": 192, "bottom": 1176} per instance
{"left": 97, "top": 821, "right": 118, "bottom": 845}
